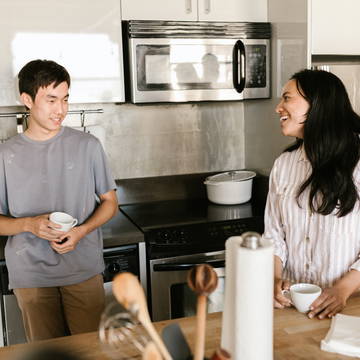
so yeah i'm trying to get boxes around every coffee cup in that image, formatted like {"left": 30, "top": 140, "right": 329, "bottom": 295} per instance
{"left": 288, "top": 283, "right": 322, "bottom": 313}
{"left": 49, "top": 212, "right": 78, "bottom": 232}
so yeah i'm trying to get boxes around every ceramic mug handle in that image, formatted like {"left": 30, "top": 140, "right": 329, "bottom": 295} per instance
{"left": 282, "top": 289, "right": 293, "bottom": 304}
{"left": 71, "top": 219, "right": 78, "bottom": 227}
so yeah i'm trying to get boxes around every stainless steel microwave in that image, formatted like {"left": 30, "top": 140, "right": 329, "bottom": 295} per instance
{"left": 123, "top": 20, "right": 271, "bottom": 103}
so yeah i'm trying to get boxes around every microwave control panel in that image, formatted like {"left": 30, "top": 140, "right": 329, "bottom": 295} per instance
{"left": 245, "top": 45, "right": 267, "bottom": 88}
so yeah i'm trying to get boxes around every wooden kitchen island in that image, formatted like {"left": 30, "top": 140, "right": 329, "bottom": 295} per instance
{"left": 1, "top": 292, "right": 360, "bottom": 360}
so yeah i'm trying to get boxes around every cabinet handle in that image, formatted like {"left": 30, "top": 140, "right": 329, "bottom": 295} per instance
{"left": 204, "top": 0, "right": 211, "bottom": 14}
{"left": 185, "top": 0, "right": 192, "bottom": 13}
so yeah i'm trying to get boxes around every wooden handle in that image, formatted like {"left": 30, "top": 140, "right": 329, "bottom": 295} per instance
{"left": 113, "top": 273, "right": 172, "bottom": 360}
{"left": 142, "top": 341, "right": 163, "bottom": 360}
{"left": 143, "top": 322, "right": 172, "bottom": 360}
{"left": 210, "top": 348, "right": 231, "bottom": 360}
{"left": 194, "top": 295, "right": 207, "bottom": 360}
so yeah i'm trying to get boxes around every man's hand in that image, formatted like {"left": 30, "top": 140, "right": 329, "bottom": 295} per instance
{"left": 26, "top": 214, "right": 64, "bottom": 241}
{"left": 50, "top": 226, "right": 87, "bottom": 254}
{"left": 274, "top": 277, "right": 292, "bottom": 308}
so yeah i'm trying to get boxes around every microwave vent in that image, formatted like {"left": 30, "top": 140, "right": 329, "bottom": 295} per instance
{"left": 126, "top": 21, "right": 271, "bottom": 39}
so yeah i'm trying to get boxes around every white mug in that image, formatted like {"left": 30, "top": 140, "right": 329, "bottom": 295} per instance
{"left": 288, "top": 283, "right": 322, "bottom": 313}
{"left": 49, "top": 212, "right": 78, "bottom": 232}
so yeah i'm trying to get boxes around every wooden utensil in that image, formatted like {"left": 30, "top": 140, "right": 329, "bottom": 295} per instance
{"left": 142, "top": 341, "right": 163, "bottom": 360}
{"left": 112, "top": 272, "right": 171, "bottom": 360}
{"left": 210, "top": 348, "right": 231, "bottom": 360}
{"left": 187, "top": 264, "right": 218, "bottom": 360}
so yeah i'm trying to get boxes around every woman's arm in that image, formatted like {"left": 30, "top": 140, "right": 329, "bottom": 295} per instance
{"left": 263, "top": 160, "right": 291, "bottom": 308}
{"left": 263, "top": 160, "right": 288, "bottom": 266}
{"left": 273, "top": 255, "right": 292, "bottom": 308}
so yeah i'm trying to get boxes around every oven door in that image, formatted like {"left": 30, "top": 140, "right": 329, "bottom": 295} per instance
{"left": 128, "top": 38, "right": 270, "bottom": 103}
{"left": 0, "top": 261, "right": 27, "bottom": 346}
{"left": 149, "top": 250, "right": 225, "bottom": 322}
{"left": 103, "top": 243, "right": 147, "bottom": 306}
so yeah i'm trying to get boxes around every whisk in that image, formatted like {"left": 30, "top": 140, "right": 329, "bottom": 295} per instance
{"left": 99, "top": 301, "right": 151, "bottom": 359}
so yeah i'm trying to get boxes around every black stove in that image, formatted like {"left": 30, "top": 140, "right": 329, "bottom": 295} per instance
{"left": 120, "top": 198, "right": 264, "bottom": 259}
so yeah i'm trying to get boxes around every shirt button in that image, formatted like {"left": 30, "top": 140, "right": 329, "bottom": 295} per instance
{"left": 305, "top": 263, "right": 310, "bottom": 270}
{"left": 305, "top": 236, "right": 310, "bottom": 241}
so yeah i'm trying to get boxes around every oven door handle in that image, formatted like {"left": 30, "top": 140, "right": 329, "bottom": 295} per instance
{"left": 153, "top": 259, "right": 225, "bottom": 271}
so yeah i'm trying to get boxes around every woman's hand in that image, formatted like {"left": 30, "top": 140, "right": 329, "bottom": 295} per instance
{"left": 274, "top": 277, "right": 292, "bottom": 308}
{"left": 307, "top": 286, "right": 348, "bottom": 319}
{"left": 308, "top": 269, "right": 360, "bottom": 319}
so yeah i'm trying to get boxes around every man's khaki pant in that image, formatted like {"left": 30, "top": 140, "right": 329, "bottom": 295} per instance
{"left": 13, "top": 274, "right": 105, "bottom": 342}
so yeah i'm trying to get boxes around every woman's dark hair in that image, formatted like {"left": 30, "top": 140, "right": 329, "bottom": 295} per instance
{"left": 285, "top": 69, "right": 360, "bottom": 217}
{"left": 18, "top": 59, "right": 70, "bottom": 100}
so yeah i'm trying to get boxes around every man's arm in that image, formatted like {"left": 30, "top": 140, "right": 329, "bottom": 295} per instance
{"left": 51, "top": 189, "right": 118, "bottom": 254}
{"left": 0, "top": 214, "right": 63, "bottom": 240}
{"left": 74, "top": 189, "right": 118, "bottom": 237}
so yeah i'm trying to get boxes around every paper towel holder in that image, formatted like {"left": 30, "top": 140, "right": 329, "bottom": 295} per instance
{"left": 241, "top": 231, "right": 262, "bottom": 249}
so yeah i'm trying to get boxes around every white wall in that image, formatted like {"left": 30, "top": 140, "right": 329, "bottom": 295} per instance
{"left": 244, "top": 0, "right": 309, "bottom": 175}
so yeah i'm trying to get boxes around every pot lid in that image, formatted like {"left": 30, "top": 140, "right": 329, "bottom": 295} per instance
{"left": 204, "top": 170, "right": 256, "bottom": 185}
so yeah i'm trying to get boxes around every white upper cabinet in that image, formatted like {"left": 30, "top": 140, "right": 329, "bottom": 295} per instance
{"left": 121, "top": 0, "right": 268, "bottom": 22}
{"left": 121, "top": 0, "right": 198, "bottom": 21}
{"left": 311, "top": 0, "right": 360, "bottom": 55}
{"left": 198, "top": 0, "right": 267, "bottom": 22}
{"left": 0, "top": 0, "right": 125, "bottom": 106}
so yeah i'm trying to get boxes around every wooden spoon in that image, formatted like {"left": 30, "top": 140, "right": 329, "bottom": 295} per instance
{"left": 187, "top": 264, "right": 218, "bottom": 360}
{"left": 210, "top": 348, "right": 231, "bottom": 360}
{"left": 113, "top": 272, "right": 171, "bottom": 360}
{"left": 142, "top": 341, "right": 163, "bottom": 360}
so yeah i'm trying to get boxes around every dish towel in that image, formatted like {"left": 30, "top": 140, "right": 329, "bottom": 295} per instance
{"left": 321, "top": 313, "right": 360, "bottom": 357}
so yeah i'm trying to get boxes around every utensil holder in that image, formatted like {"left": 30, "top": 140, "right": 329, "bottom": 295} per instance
{"left": 162, "top": 322, "right": 218, "bottom": 360}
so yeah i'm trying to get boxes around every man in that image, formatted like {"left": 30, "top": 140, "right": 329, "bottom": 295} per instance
{"left": 0, "top": 59, "right": 118, "bottom": 341}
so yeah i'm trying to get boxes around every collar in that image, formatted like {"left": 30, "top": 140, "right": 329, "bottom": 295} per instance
{"left": 298, "top": 145, "right": 308, "bottom": 162}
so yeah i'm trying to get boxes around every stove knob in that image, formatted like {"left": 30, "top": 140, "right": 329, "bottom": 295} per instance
{"left": 161, "top": 231, "right": 171, "bottom": 243}
{"left": 107, "top": 262, "right": 121, "bottom": 274}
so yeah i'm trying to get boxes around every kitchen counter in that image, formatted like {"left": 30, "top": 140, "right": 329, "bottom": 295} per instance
{"left": 0, "top": 210, "right": 144, "bottom": 260}
{"left": 101, "top": 209, "right": 144, "bottom": 248}
{"left": 1, "top": 292, "right": 359, "bottom": 360}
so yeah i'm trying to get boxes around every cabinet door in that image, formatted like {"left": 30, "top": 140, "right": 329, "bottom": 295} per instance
{"left": 311, "top": 0, "right": 360, "bottom": 55}
{"left": 0, "top": 0, "right": 124, "bottom": 106}
{"left": 198, "top": 0, "right": 267, "bottom": 22}
{"left": 121, "top": 0, "right": 197, "bottom": 21}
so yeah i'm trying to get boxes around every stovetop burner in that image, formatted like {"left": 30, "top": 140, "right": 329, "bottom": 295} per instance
{"left": 120, "top": 198, "right": 265, "bottom": 259}
{"left": 120, "top": 198, "right": 264, "bottom": 231}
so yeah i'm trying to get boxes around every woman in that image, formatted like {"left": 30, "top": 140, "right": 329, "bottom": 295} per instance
{"left": 263, "top": 69, "right": 360, "bottom": 319}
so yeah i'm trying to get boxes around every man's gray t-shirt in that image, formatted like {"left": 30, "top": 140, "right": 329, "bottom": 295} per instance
{"left": 0, "top": 126, "right": 116, "bottom": 289}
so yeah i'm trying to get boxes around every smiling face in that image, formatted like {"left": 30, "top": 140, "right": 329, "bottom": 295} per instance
{"left": 275, "top": 79, "right": 309, "bottom": 139}
{"left": 21, "top": 81, "right": 69, "bottom": 140}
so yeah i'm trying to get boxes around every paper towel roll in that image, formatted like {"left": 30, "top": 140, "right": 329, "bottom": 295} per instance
{"left": 221, "top": 233, "right": 274, "bottom": 360}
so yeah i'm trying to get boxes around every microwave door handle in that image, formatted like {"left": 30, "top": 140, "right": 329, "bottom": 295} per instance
{"left": 153, "top": 259, "right": 225, "bottom": 272}
{"left": 232, "top": 40, "right": 246, "bottom": 93}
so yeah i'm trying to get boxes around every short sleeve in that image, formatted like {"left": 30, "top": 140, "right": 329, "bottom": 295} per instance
{"left": 91, "top": 139, "right": 116, "bottom": 196}
{"left": 0, "top": 147, "right": 9, "bottom": 215}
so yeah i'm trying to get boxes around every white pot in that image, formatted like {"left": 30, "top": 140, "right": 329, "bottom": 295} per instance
{"left": 204, "top": 170, "right": 256, "bottom": 205}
